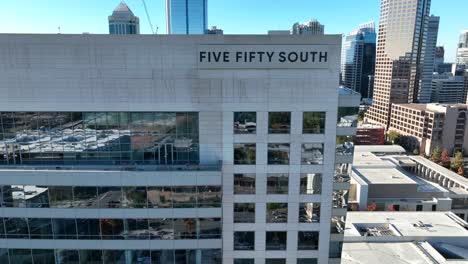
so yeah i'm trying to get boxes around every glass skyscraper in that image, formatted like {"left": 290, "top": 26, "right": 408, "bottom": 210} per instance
{"left": 108, "top": 2, "right": 140, "bottom": 35}
{"left": 341, "top": 22, "right": 376, "bottom": 99}
{"left": 419, "top": 16, "right": 440, "bottom": 103}
{"left": 166, "top": 0, "right": 208, "bottom": 34}
{"left": 366, "top": 0, "right": 432, "bottom": 128}
{"left": 457, "top": 30, "right": 468, "bottom": 65}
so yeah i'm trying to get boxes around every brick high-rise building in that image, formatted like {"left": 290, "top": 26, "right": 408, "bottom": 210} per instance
{"left": 365, "top": 0, "right": 432, "bottom": 128}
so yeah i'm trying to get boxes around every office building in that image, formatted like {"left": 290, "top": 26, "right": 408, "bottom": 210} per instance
{"left": 419, "top": 16, "right": 440, "bottom": 103}
{"left": 341, "top": 22, "right": 376, "bottom": 99}
{"left": 389, "top": 103, "right": 468, "bottom": 155}
{"left": 456, "top": 30, "right": 468, "bottom": 65}
{"left": 0, "top": 34, "right": 359, "bottom": 264}
{"left": 206, "top": 26, "right": 223, "bottom": 35}
{"left": 431, "top": 75, "right": 467, "bottom": 104}
{"left": 166, "top": 0, "right": 207, "bottom": 34}
{"left": 434, "top": 46, "right": 445, "bottom": 66}
{"left": 342, "top": 212, "right": 468, "bottom": 263}
{"left": 292, "top": 19, "right": 325, "bottom": 35}
{"left": 108, "top": 2, "right": 140, "bottom": 35}
{"left": 366, "top": 0, "right": 432, "bottom": 128}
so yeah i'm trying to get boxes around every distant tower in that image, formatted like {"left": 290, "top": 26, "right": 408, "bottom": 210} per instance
{"left": 419, "top": 15, "right": 440, "bottom": 103}
{"left": 456, "top": 30, "right": 468, "bottom": 65}
{"left": 292, "top": 19, "right": 324, "bottom": 35}
{"left": 166, "top": 0, "right": 208, "bottom": 34}
{"left": 109, "top": 2, "right": 140, "bottom": 35}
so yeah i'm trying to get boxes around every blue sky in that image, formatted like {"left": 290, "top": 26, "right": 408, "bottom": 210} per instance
{"left": 1, "top": 0, "right": 466, "bottom": 61}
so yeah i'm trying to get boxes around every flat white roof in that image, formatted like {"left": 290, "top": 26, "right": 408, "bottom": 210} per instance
{"left": 345, "top": 212, "right": 468, "bottom": 238}
{"left": 354, "top": 145, "right": 406, "bottom": 154}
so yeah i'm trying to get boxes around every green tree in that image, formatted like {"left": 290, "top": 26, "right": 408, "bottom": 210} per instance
{"left": 440, "top": 149, "right": 451, "bottom": 168}
{"left": 458, "top": 166, "right": 465, "bottom": 176}
{"left": 451, "top": 152, "right": 464, "bottom": 172}
{"left": 387, "top": 130, "right": 399, "bottom": 144}
{"left": 412, "top": 149, "right": 419, "bottom": 155}
{"left": 431, "top": 146, "right": 441, "bottom": 164}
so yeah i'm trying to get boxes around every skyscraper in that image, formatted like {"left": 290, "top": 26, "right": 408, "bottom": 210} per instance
{"left": 434, "top": 46, "right": 444, "bottom": 65}
{"left": 292, "top": 19, "right": 324, "bottom": 35}
{"left": 0, "top": 34, "right": 359, "bottom": 264}
{"left": 108, "top": 2, "right": 140, "bottom": 35}
{"left": 365, "top": 0, "right": 432, "bottom": 128}
{"left": 419, "top": 15, "right": 440, "bottom": 103}
{"left": 341, "top": 22, "right": 376, "bottom": 99}
{"left": 456, "top": 30, "right": 468, "bottom": 65}
{"left": 166, "top": 0, "right": 208, "bottom": 34}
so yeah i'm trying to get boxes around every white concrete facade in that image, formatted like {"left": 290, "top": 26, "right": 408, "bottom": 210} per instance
{"left": 0, "top": 34, "right": 357, "bottom": 264}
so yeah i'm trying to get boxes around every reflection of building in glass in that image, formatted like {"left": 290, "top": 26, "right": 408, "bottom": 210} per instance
{"left": 166, "top": 0, "right": 207, "bottom": 34}
{"left": 0, "top": 35, "right": 360, "bottom": 264}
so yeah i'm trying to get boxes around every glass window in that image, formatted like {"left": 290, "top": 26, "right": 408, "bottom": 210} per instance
{"left": 234, "top": 112, "right": 256, "bottom": 134}
{"left": 52, "top": 218, "right": 77, "bottom": 239}
{"left": 9, "top": 249, "right": 32, "bottom": 264}
{"left": 55, "top": 249, "right": 79, "bottom": 264}
{"left": 197, "top": 186, "right": 222, "bottom": 208}
{"left": 49, "top": 186, "right": 73, "bottom": 208}
{"left": 267, "top": 203, "right": 288, "bottom": 223}
{"left": 234, "top": 231, "right": 255, "bottom": 250}
{"left": 234, "top": 174, "right": 255, "bottom": 194}
{"left": 298, "top": 231, "right": 319, "bottom": 250}
{"left": 173, "top": 218, "right": 197, "bottom": 239}
{"left": 172, "top": 186, "right": 197, "bottom": 208}
{"left": 234, "top": 203, "right": 255, "bottom": 223}
{"left": 301, "top": 143, "right": 324, "bottom": 165}
{"left": 300, "top": 173, "right": 322, "bottom": 194}
{"left": 265, "top": 232, "right": 287, "bottom": 250}
{"left": 79, "top": 250, "right": 102, "bottom": 264}
{"left": 334, "top": 163, "right": 351, "bottom": 183}
{"left": 97, "top": 187, "right": 123, "bottom": 208}
{"left": 331, "top": 216, "right": 346, "bottom": 234}
{"left": 100, "top": 219, "right": 124, "bottom": 240}
{"left": 147, "top": 186, "right": 172, "bottom": 208}
{"left": 333, "top": 190, "right": 349, "bottom": 208}
{"left": 24, "top": 185, "right": 49, "bottom": 208}
{"left": 122, "top": 187, "right": 147, "bottom": 208}
{"left": 77, "top": 219, "right": 101, "bottom": 240}
{"left": 0, "top": 249, "right": 8, "bottom": 264}
{"left": 267, "top": 173, "right": 289, "bottom": 194}
{"left": 337, "top": 107, "right": 359, "bottom": 127}
{"left": 198, "top": 218, "right": 221, "bottom": 239}
{"left": 329, "top": 241, "right": 343, "bottom": 258}
{"left": 125, "top": 219, "right": 149, "bottom": 240}
{"left": 336, "top": 136, "right": 355, "bottom": 156}
{"left": 103, "top": 250, "right": 126, "bottom": 264}
{"left": 73, "top": 186, "right": 98, "bottom": 208}
{"left": 32, "top": 249, "right": 55, "bottom": 264}
{"left": 174, "top": 249, "right": 197, "bottom": 264}
{"left": 129, "top": 250, "right": 151, "bottom": 264}
{"left": 151, "top": 250, "right": 174, "bottom": 264}
{"left": 234, "top": 259, "right": 255, "bottom": 264}
{"left": 201, "top": 249, "right": 222, "bottom": 264}
{"left": 28, "top": 218, "right": 53, "bottom": 239}
{"left": 266, "top": 259, "right": 286, "bottom": 264}
{"left": 299, "top": 203, "right": 321, "bottom": 223}
{"left": 5, "top": 217, "right": 29, "bottom": 238}
{"left": 297, "top": 259, "right": 318, "bottom": 264}
{"left": 234, "top": 144, "right": 256, "bottom": 165}
{"left": 303, "top": 112, "right": 326, "bottom": 134}
{"left": 269, "top": 112, "right": 290, "bottom": 134}
{"left": 268, "top": 143, "right": 290, "bottom": 165}
{"left": 149, "top": 218, "right": 174, "bottom": 240}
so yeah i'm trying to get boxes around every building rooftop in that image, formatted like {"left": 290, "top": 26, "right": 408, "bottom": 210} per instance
{"left": 345, "top": 212, "right": 468, "bottom": 239}
{"left": 343, "top": 241, "right": 468, "bottom": 264}
{"left": 354, "top": 145, "right": 406, "bottom": 154}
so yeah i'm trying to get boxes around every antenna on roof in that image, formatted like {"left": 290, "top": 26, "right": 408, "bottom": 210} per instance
{"left": 141, "top": 0, "right": 156, "bottom": 34}
{"left": 58, "top": 27, "right": 61, "bottom": 34}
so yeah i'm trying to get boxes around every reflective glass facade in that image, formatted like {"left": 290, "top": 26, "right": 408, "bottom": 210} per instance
{"left": 166, "top": 0, "right": 207, "bottom": 34}
{"left": 0, "top": 112, "right": 199, "bottom": 165}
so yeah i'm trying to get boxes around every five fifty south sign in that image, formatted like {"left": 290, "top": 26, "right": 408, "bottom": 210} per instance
{"left": 197, "top": 45, "right": 331, "bottom": 69}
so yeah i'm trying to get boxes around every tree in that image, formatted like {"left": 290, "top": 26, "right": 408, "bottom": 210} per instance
{"left": 458, "top": 166, "right": 465, "bottom": 176}
{"left": 431, "top": 146, "right": 441, "bottom": 164}
{"left": 451, "top": 152, "right": 464, "bottom": 172}
{"left": 412, "top": 149, "right": 419, "bottom": 155}
{"left": 440, "top": 149, "right": 451, "bottom": 168}
{"left": 367, "top": 202, "right": 377, "bottom": 211}
{"left": 387, "top": 130, "right": 399, "bottom": 144}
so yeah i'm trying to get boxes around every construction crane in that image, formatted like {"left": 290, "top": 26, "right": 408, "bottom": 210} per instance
{"left": 141, "top": 0, "right": 157, "bottom": 34}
